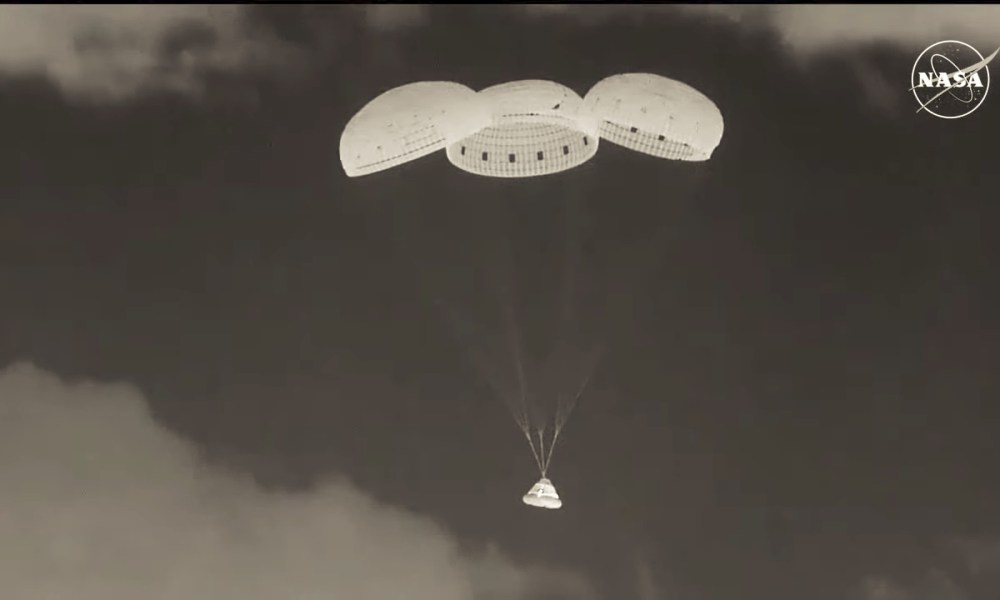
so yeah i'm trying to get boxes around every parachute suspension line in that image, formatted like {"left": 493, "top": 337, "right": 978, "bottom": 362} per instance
{"left": 430, "top": 295, "right": 513, "bottom": 409}
{"left": 499, "top": 288, "right": 531, "bottom": 431}
{"left": 388, "top": 202, "right": 544, "bottom": 477}
{"left": 543, "top": 346, "right": 604, "bottom": 474}
{"left": 389, "top": 202, "right": 524, "bottom": 435}
{"left": 534, "top": 190, "right": 585, "bottom": 479}
{"left": 550, "top": 346, "right": 600, "bottom": 436}
{"left": 536, "top": 427, "right": 548, "bottom": 477}
{"left": 438, "top": 302, "right": 546, "bottom": 474}
{"left": 523, "top": 429, "right": 545, "bottom": 474}
{"left": 553, "top": 192, "right": 583, "bottom": 402}
{"left": 542, "top": 427, "right": 562, "bottom": 476}
{"left": 497, "top": 272, "right": 538, "bottom": 474}
{"left": 486, "top": 201, "right": 541, "bottom": 475}
{"left": 563, "top": 358, "right": 596, "bottom": 428}
{"left": 558, "top": 193, "right": 582, "bottom": 338}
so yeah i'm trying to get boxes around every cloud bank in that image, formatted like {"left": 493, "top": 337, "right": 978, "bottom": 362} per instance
{"left": 7, "top": 5, "right": 997, "bottom": 103}
{"left": 523, "top": 5, "right": 1000, "bottom": 56}
{"left": 952, "top": 537, "right": 1000, "bottom": 575}
{"left": 675, "top": 5, "right": 1000, "bottom": 56}
{"left": 0, "top": 6, "right": 283, "bottom": 101}
{"left": 363, "top": 4, "right": 430, "bottom": 33}
{"left": 859, "top": 571, "right": 967, "bottom": 600}
{"left": 858, "top": 538, "right": 1000, "bottom": 600}
{"left": 0, "top": 362, "right": 591, "bottom": 600}
{"left": 0, "top": 5, "right": 428, "bottom": 103}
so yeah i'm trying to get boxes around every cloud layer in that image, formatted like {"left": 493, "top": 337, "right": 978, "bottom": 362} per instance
{"left": 0, "top": 6, "right": 280, "bottom": 101}
{"left": 0, "top": 5, "right": 429, "bottom": 102}
{"left": 742, "top": 5, "right": 1000, "bottom": 55}
{"left": 0, "top": 362, "right": 591, "bottom": 600}
{"left": 858, "top": 538, "right": 1000, "bottom": 600}
{"left": 522, "top": 5, "right": 1000, "bottom": 55}
{"left": 5, "top": 5, "right": 997, "bottom": 103}
{"left": 859, "top": 572, "right": 967, "bottom": 600}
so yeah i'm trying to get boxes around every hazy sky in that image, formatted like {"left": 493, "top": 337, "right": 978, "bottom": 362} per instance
{"left": 1, "top": 5, "right": 999, "bottom": 600}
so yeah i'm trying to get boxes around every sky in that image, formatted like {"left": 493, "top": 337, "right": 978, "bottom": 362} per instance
{"left": 1, "top": 4, "right": 999, "bottom": 600}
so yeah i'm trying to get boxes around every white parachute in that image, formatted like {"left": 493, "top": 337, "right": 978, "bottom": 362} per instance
{"left": 339, "top": 81, "right": 491, "bottom": 177}
{"left": 446, "top": 80, "right": 600, "bottom": 178}
{"left": 340, "top": 74, "right": 723, "bottom": 176}
{"left": 583, "top": 73, "right": 724, "bottom": 161}
{"left": 340, "top": 74, "right": 724, "bottom": 511}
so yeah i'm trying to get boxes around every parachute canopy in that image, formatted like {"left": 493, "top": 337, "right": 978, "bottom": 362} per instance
{"left": 522, "top": 477, "right": 563, "bottom": 510}
{"left": 340, "top": 74, "right": 724, "bottom": 177}
{"left": 340, "top": 81, "right": 491, "bottom": 177}
{"left": 446, "top": 80, "right": 600, "bottom": 178}
{"left": 584, "top": 73, "right": 724, "bottom": 161}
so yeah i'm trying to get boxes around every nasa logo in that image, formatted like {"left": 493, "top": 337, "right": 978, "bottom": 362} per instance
{"left": 910, "top": 40, "right": 998, "bottom": 119}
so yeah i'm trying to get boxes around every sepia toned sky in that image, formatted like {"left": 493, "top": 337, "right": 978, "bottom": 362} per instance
{"left": 1, "top": 5, "right": 999, "bottom": 600}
